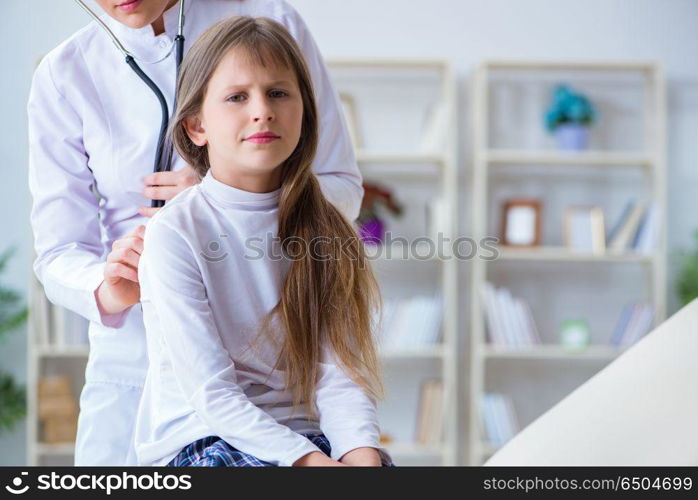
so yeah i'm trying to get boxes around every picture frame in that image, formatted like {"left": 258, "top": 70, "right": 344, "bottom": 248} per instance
{"left": 563, "top": 206, "right": 606, "bottom": 254}
{"left": 338, "top": 92, "right": 361, "bottom": 151}
{"left": 500, "top": 198, "right": 542, "bottom": 247}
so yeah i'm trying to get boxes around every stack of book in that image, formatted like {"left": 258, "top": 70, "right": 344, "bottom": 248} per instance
{"left": 479, "top": 393, "right": 520, "bottom": 448}
{"left": 377, "top": 294, "right": 443, "bottom": 351}
{"left": 607, "top": 200, "right": 659, "bottom": 254}
{"left": 415, "top": 379, "right": 443, "bottom": 445}
{"left": 481, "top": 282, "right": 541, "bottom": 347}
{"left": 38, "top": 376, "right": 78, "bottom": 444}
{"left": 611, "top": 301, "right": 655, "bottom": 346}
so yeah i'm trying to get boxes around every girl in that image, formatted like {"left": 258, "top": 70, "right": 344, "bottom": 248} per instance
{"left": 28, "top": 0, "right": 362, "bottom": 465}
{"left": 134, "top": 16, "right": 392, "bottom": 467}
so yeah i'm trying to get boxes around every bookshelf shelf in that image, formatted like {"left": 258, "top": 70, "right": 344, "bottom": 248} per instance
{"left": 366, "top": 242, "right": 449, "bottom": 262}
{"left": 357, "top": 152, "right": 445, "bottom": 180}
{"left": 469, "top": 60, "right": 666, "bottom": 465}
{"left": 384, "top": 441, "right": 444, "bottom": 459}
{"left": 380, "top": 345, "right": 446, "bottom": 360}
{"left": 483, "top": 344, "right": 626, "bottom": 361}
{"left": 486, "top": 149, "right": 652, "bottom": 167}
{"left": 357, "top": 151, "right": 446, "bottom": 165}
{"left": 34, "top": 443, "right": 75, "bottom": 456}
{"left": 482, "top": 59, "right": 657, "bottom": 72}
{"left": 495, "top": 246, "right": 653, "bottom": 263}
{"left": 34, "top": 346, "right": 89, "bottom": 358}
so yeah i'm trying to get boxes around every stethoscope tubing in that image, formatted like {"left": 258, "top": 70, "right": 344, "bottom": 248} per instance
{"left": 73, "top": 0, "right": 186, "bottom": 208}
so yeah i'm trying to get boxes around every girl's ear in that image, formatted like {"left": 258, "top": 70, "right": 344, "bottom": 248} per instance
{"left": 183, "top": 115, "right": 208, "bottom": 147}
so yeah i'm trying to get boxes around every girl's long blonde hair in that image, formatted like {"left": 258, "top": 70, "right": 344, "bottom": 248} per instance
{"left": 171, "top": 16, "right": 383, "bottom": 412}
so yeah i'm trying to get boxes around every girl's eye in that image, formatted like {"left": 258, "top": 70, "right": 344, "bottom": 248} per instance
{"left": 227, "top": 94, "right": 246, "bottom": 103}
{"left": 269, "top": 90, "right": 288, "bottom": 98}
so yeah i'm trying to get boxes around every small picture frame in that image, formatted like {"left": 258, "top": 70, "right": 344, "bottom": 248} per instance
{"left": 338, "top": 92, "right": 361, "bottom": 151}
{"left": 564, "top": 206, "right": 606, "bottom": 254}
{"left": 500, "top": 199, "right": 542, "bottom": 247}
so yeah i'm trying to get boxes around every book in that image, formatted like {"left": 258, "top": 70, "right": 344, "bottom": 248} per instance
{"left": 50, "top": 305, "right": 66, "bottom": 348}
{"left": 480, "top": 393, "right": 520, "bottom": 447}
{"left": 606, "top": 201, "right": 634, "bottom": 244}
{"left": 423, "top": 380, "right": 444, "bottom": 444}
{"left": 379, "top": 294, "right": 443, "bottom": 351}
{"left": 482, "top": 283, "right": 540, "bottom": 347}
{"left": 31, "top": 281, "right": 51, "bottom": 346}
{"left": 481, "top": 283, "right": 505, "bottom": 344}
{"left": 611, "top": 302, "right": 655, "bottom": 346}
{"left": 608, "top": 201, "right": 648, "bottom": 253}
{"left": 611, "top": 303, "right": 635, "bottom": 346}
{"left": 633, "top": 203, "right": 659, "bottom": 254}
{"left": 415, "top": 379, "right": 443, "bottom": 444}
{"left": 479, "top": 394, "right": 500, "bottom": 446}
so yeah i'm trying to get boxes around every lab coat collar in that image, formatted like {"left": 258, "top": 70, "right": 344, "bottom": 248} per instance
{"left": 99, "top": 1, "right": 193, "bottom": 62}
{"left": 201, "top": 170, "right": 281, "bottom": 210}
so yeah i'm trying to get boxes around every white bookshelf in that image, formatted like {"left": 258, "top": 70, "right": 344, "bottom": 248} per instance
{"left": 468, "top": 60, "right": 666, "bottom": 464}
{"left": 327, "top": 59, "right": 459, "bottom": 465}
{"left": 27, "top": 274, "right": 89, "bottom": 466}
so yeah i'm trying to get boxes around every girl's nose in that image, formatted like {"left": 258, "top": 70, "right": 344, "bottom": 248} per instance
{"left": 253, "top": 102, "right": 274, "bottom": 122}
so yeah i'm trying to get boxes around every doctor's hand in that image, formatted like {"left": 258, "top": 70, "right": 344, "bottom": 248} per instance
{"left": 96, "top": 225, "right": 145, "bottom": 316}
{"left": 139, "top": 166, "right": 199, "bottom": 218}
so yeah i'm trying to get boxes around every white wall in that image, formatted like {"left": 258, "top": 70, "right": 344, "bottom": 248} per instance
{"left": 1, "top": 0, "right": 696, "bottom": 465}
{"left": 0, "top": 0, "right": 87, "bottom": 466}
{"left": 286, "top": 0, "right": 698, "bottom": 271}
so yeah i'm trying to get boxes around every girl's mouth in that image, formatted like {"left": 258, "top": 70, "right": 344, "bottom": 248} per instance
{"left": 245, "top": 131, "right": 281, "bottom": 144}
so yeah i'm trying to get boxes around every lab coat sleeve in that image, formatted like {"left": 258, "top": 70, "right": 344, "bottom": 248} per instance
{"left": 139, "top": 220, "right": 322, "bottom": 467}
{"left": 314, "top": 346, "right": 392, "bottom": 464}
{"left": 278, "top": 2, "right": 364, "bottom": 221}
{"left": 27, "top": 57, "right": 127, "bottom": 328}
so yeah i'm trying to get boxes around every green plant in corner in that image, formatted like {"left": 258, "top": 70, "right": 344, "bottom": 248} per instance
{"left": 677, "top": 230, "right": 698, "bottom": 307}
{"left": 0, "top": 249, "right": 28, "bottom": 434}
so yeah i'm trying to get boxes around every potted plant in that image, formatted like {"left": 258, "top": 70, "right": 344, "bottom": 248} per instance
{"left": 358, "top": 183, "right": 404, "bottom": 245}
{"left": 0, "top": 249, "right": 28, "bottom": 435}
{"left": 677, "top": 230, "right": 698, "bottom": 307}
{"left": 544, "top": 84, "right": 597, "bottom": 151}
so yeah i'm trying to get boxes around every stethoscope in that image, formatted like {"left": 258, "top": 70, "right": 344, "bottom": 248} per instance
{"left": 74, "top": 0, "right": 187, "bottom": 208}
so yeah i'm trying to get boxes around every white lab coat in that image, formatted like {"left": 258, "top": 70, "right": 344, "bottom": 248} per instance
{"left": 27, "top": 0, "right": 362, "bottom": 466}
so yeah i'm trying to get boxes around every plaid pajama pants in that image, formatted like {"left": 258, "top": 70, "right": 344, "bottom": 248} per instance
{"left": 167, "top": 434, "right": 394, "bottom": 467}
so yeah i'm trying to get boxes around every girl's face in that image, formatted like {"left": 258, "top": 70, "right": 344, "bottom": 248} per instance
{"left": 95, "top": 0, "right": 177, "bottom": 29}
{"left": 185, "top": 48, "right": 304, "bottom": 193}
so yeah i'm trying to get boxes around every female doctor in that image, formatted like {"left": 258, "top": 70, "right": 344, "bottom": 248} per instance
{"left": 28, "top": 0, "right": 362, "bottom": 466}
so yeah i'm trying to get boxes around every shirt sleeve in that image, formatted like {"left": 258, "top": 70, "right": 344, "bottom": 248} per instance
{"left": 314, "top": 346, "right": 392, "bottom": 464}
{"left": 139, "top": 219, "right": 322, "bottom": 467}
{"left": 277, "top": 1, "right": 364, "bottom": 221}
{"left": 27, "top": 55, "right": 128, "bottom": 328}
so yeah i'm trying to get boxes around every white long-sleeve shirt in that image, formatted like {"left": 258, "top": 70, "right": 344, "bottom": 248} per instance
{"left": 135, "top": 172, "right": 388, "bottom": 467}
{"left": 27, "top": 0, "right": 362, "bottom": 389}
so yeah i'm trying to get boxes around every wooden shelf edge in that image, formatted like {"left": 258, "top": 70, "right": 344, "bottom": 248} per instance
{"left": 495, "top": 246, "right": 654, "bottom": 263}
{"left": 482, "top": 344, "right": 628, "bottom": 360}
